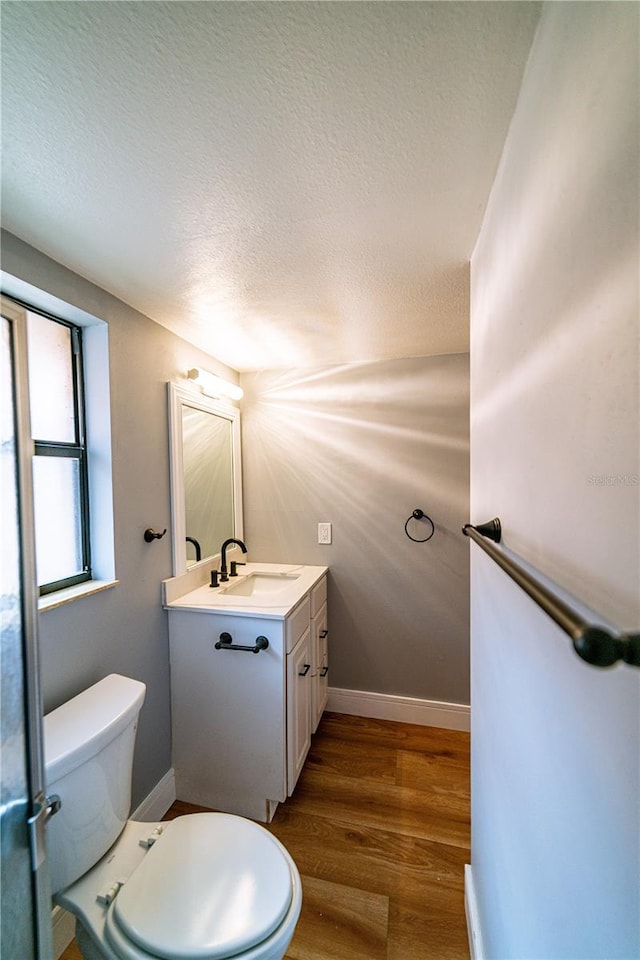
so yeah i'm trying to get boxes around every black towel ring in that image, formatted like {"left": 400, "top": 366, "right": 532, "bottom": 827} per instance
{"left": 405, "top": 508, "right": 435, "bottom": 543}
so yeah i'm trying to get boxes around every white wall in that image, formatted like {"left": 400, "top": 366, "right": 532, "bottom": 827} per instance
{"left": 469, "top": 4, "right": 639, "bottom": 958}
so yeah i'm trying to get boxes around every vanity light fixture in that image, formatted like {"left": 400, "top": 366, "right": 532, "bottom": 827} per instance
{"left": 186, "top": 367, "right": 243, "bottom": 401}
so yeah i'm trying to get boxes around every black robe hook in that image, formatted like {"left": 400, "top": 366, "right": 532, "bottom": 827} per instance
{"left": 144, "top": 528, "right": 167, "bottom": 543}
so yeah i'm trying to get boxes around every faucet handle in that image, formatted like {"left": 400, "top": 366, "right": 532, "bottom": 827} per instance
{"left": 209, "top": 570, "right": 219, "bottom": 588}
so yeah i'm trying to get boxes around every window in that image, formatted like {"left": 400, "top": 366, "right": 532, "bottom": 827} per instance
{"left": 1, "top": 281, "right": 115, "bottom": 608}
{"left": 25, "top": 307, "right": 91, "bottom": 594}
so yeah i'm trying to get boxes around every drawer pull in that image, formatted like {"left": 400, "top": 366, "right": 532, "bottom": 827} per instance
{"left": 320, "top": 666, "right": 329, "bottom": 677}
{"left": 319, "top": 629, "right": 328, "bottom": 638}
{"left": 298, "top": 663, "right": 311, "bottom": 677}
{"left": 215, "top": 632, "right": 269, "bottom": 654}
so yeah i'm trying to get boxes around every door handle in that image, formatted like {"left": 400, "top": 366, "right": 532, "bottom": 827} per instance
{"left": 28, "top": 792, "right": 61, "bottom": 870}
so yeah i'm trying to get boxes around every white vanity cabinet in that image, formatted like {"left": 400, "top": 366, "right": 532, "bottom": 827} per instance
{"left": 165, "top": 566, "right": 327, "bottom": 823}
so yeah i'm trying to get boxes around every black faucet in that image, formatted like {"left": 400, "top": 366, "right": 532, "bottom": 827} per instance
{"left": 185, "top": 536, "right": 202, "bottom": 562}
{"left": 220, "top": 538, "right": 247, "bottom": 581}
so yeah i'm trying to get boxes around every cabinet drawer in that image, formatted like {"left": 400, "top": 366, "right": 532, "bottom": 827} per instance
{"left": 286, "top": 596, "right": 310, "bottom": 653}
{"left": 310, "top": 577, "right": 327, "bottom": 618}
{"left": 311, "top": 602, "right": 328, "bottom": 670}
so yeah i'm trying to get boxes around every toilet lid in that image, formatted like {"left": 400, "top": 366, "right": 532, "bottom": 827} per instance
{"left": 111, "top": 814, "right": 294, "bottom": 960}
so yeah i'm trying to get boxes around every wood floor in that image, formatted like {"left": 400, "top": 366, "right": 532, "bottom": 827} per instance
{"left": 60, "top": 712, "right": 470, "bottom": 960}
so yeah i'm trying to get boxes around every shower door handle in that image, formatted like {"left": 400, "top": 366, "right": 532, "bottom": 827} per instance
{"left": 28, "top": 792, "right": 60, "bottom": 870}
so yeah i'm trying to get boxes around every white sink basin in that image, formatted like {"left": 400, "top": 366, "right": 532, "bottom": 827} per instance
{"left": 221, "top": 573, "right": 300, "bottom": 597}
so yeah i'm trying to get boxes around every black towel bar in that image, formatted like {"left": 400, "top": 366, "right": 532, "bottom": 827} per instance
{"left": 463, "top": 519, "right": 640, "bottom": 669}
{"left": 214, "top": 632, "right": 269, "bottom": 654}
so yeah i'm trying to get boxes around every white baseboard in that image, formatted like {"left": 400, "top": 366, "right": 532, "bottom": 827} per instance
{"left": 53, "top": 905, "right": 76, "bottom": 959}
{"left": 465, "top": 864, "right": 486, "bottom": 960}
{"left": 53, "top": 768, "right": 178, "bottom": 958}
{"left": 327, "top": 686, "right": 470, "bottom": 731}
{"left": 131, "top": 767, "right": 176, "bottom": 821}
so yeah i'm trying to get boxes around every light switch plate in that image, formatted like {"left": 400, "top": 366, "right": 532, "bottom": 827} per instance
{"left": 317, "top": 522, "right": 332, "bottom": 544}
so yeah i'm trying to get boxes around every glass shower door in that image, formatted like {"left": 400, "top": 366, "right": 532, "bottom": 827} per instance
{"left": 1, "top": 301, "right": 54, "bottom": 959}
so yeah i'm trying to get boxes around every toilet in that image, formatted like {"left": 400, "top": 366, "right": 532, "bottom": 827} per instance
{"left": 44, "top": 674, "right": 302, "bottom": 960}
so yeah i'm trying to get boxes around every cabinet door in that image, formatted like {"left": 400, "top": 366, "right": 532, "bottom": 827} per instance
{"left": 317, "top": 606, "right": 329, "bottom": 726}
{"left": 311, "top": 602, "right": 329, "bottom": 733}
{"left": 286, "top": 626, "right": 312, "bottom": 795}
{"left": 169, "top": 610, "right": 287, "bottom": 820}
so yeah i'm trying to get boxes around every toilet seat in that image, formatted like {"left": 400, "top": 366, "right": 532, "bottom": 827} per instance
{"left": 57, "top": 814, "right": 302, "bottom": 960}
{"left": 106, "top": 814, "right": 294, "bottom": 960}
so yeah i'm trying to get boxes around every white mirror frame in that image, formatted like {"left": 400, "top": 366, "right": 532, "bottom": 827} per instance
{"left": 167, "top": 381, "right": 243, "bottom": 576}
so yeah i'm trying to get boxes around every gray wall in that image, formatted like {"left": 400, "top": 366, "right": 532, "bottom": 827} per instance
{"left": 1, "top": 230, "right": 240, "bottom": 808}
{"left": 470, "top": 4, "right": 639, "bottom": 957}
{"left": 241, "top": 355, "right": 470, "bottom": 705}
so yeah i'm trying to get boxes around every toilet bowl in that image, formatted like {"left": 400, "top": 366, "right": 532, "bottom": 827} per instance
{"left": 45, "top": 674, "right": 302, "bottom": 960}
{"left": 57, "top": 815, "right": 302, "bottom": 960}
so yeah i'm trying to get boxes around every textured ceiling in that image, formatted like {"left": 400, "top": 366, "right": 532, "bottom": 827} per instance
{"left": 1, "top": 2, "right": 540, "bottom": 371}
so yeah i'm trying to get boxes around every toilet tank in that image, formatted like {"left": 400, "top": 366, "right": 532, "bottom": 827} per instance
{"left": 44, "top": 674, "right": 146, "bottom": 895}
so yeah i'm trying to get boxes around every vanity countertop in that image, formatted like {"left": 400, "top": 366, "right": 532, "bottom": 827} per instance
{"left": 163, "top": 562, "right": 328, "bottom": 620}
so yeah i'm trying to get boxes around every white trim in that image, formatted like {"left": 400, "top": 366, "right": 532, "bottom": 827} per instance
{"left": 167, "top": 381, "right": 243, "bottom": 577}
{"left": 52, "top": 905, "right": 75, "bottom": 959}
{"left": 327, "top": 687, "right": 470, "bottom": 731}
{"left": 131, "top": 767, "right": 177, "bottom": 821}
{"left": 465, "top": 864, "right": 486, "bottom": 960}
{"left": 39, "top": 578, "right": 119, "bottom": 612}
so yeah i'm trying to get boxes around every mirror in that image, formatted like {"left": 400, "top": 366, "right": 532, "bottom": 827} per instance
{"left": 168, "top": 382, "right": 243, "bottom": 575}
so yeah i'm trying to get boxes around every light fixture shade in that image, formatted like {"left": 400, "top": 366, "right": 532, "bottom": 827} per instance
{"left": 187, "top": 367, "right": 243, "bottom": 401}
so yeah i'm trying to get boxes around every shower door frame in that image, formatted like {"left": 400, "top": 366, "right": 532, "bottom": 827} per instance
{"left": 1, "top": 295, "right": 54, "bottom": 960}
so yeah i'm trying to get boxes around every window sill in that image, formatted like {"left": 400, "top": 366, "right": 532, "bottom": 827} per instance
{"left": 38, "top": 579, "right": 119, "bottom": 612}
